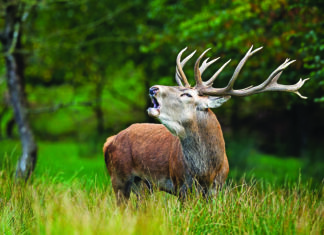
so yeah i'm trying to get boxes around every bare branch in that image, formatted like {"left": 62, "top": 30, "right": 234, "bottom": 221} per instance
{"left": 28, "top": 101, "right": 94, "bottom": 114}
{"left": 28, "top": 90, "right": 143, "bottom": 115}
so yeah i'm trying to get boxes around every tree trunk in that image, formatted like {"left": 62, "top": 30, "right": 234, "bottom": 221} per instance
{"left": 1, "top": 2, "right": 37, "bottom": 181}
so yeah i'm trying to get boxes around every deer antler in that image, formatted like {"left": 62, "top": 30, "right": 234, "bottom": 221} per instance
{"left": 175, "top": 47, "right": 196, "bottom": 87}
{"left": 192, "top": 45, "right": 309, "bottom": 99}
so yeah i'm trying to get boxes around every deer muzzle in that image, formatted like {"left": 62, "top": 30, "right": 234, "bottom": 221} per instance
{"left": 148, "top": 86, "right": 161, "bottom": 117}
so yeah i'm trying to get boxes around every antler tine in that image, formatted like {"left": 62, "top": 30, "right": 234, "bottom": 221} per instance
{"left": 258, "top": 72, "right": 310, "bottom": 99}
{"left": 194, "top": 48, "right": 211, "bottom": 87}
{"left": 176, "top": 47, "right": 189, "bottom": 87}
{"left": 225, "top": 45, "right": 263, "bottom": 90}
{"left": 175, "top": 47, "right": 196, "bottom": 87}
{"left": 181, "top": 49, "right": 197, "bottom": 67}
{"left": 204, "top": 59, "right": 231, "bottom": 87}
{"left": 265, "top": 71, "right": 310, "bottom": 99}
{"left": 175, "top": 69, "right": 184, "bottom": 86}
{"left": 199, "top": 57, "right": 220, "bottom": 75}
{"left": 250, "top": 58, "right": 296, "bottom": 92}
{"left": 291, "top": 78, "right": 310, "bottom": 99}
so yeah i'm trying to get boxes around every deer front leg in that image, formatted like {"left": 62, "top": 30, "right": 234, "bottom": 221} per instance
{"left": 178, "top": 173, "right": 194, "bottom": 201}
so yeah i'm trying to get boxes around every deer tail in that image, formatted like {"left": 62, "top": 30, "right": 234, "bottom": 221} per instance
{"left": 103, "top": 135, "right": 116, "bottom": 170}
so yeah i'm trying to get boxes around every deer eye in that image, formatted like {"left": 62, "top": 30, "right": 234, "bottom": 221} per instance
{"left": 180, "top": 93, "right": 192, "bottom": 98}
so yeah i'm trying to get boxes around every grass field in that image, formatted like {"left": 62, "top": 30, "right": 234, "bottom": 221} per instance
{"left": 0, "top": 141, "right": 323, "bottom": 234}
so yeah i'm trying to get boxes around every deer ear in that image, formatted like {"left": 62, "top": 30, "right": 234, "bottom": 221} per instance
{"left": 202, "top": 96, "right": 231, "bottom": 109}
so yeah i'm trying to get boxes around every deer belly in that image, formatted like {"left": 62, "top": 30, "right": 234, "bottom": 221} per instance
{"left": 157, "top": 178, "right": 175, "bottom": 193}
{"left": 132, "top": 170, "right": 175, "bottom": 193}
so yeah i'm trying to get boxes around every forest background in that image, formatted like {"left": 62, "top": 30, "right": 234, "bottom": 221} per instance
{"left": 0, "top": 0, "right": 323, "bottom": 188}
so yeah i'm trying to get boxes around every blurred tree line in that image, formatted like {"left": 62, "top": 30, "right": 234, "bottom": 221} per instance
{"left": 0, "top": 0, "right": 323, "bottom": 179}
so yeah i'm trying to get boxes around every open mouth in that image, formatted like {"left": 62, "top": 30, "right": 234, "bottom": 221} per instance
{"left": 151, "top": 96, "right": 160, "bottom": 109}
{"left": 147, "top": 95, "right": 161, "bottom": 117}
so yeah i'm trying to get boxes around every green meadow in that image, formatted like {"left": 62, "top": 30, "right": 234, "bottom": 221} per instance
{"left": 0, "top": 141, "right": 323, "bottom": 234}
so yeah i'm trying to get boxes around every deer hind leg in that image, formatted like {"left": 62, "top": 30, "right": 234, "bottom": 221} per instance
{"left": 111, "top": 176, "right": 133, "bottom": 206}
{"left": 207, "top": 177, "right": 226, "bottom": 200}
{"left": 131, "top": 177, "right": 153, "bottom": 201}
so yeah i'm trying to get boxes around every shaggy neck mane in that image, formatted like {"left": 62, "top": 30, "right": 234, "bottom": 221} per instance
{"left": 179, "top": 109, "right": 226, "bottom": 176}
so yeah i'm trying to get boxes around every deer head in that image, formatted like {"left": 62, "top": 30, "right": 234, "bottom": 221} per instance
{"left": 147, "top": 46, "right": 309, "bottom": 137}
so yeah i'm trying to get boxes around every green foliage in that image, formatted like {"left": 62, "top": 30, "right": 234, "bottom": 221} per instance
{"left": 226, "top": 136, "right": 322, "bottom": 184}
{"left": 1, "top": 0, "right": 323, "bottom": 154}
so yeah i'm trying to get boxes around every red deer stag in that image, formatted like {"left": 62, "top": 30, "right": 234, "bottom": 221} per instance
{"left": 103, "top": 46, "right": 309, "bottom": 205}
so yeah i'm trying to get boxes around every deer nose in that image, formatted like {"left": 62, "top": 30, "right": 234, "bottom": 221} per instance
{"left": 149, "top": 87, "right": 159, "bottom": 96}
